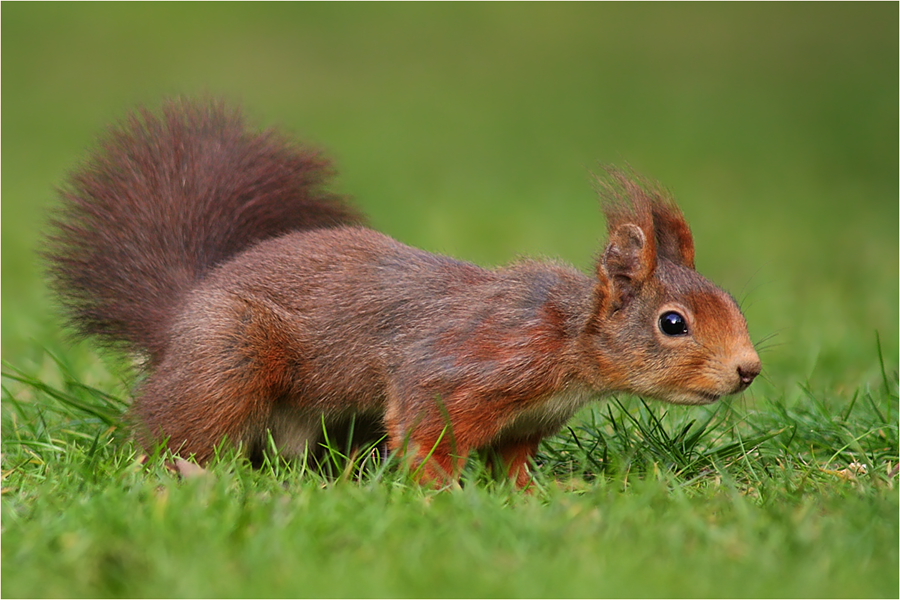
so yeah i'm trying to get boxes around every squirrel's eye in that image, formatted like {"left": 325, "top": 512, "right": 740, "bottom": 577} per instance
{"left": 659, "top": 311, "right": 688, "bottom": 336}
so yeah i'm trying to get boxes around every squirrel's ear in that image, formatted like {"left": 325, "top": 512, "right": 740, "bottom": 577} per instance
{"left": 652, "top": 203, "right": 695, "bottom": 269}
{"left": 599, "top": 223, "right": 655, "bottom": 311}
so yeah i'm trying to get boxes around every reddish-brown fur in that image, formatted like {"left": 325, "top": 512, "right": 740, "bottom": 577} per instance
{"left": 47, "top": 99, "right": 761, "bottom": 487}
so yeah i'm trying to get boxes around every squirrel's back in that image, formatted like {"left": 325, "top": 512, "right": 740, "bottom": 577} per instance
{"left": 46, "top": 98, "right": 365, "bottom": 362}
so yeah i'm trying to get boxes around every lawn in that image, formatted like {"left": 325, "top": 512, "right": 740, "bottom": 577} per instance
{"left": 2, "top": 4, "right": 897, "bottom": 598}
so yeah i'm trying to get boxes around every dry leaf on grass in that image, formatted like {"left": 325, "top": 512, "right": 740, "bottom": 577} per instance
{"left": 166, "top": 458, "right": 208, "bottom": 479}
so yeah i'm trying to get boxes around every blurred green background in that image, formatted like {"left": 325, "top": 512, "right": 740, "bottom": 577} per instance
{"left": 2, "top": 3, "right": 897, "bottom": 400}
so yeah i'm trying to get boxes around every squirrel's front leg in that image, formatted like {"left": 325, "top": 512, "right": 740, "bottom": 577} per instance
{"left": 490, "top": 435, "right": 543, "bottom": 489}
{"left": 392, "top": 428, "right": 543, "bottom": 489}
{"left": 385, "top": 413, "right": 472, "bottom": 488}
{"left": 384, "top": 389, "right": 530, "bottom": 487}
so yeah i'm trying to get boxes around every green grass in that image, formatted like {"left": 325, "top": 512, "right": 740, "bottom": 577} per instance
{"left": 3, "top": 4, "right": 898, "bottom": 598}
{"left": 3, "top": 349, "right": 898, "bottom": 597}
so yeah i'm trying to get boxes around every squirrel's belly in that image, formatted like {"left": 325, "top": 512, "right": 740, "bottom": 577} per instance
{"left": 267, "top": 402, "right": 386, "bottom": 459}
{"left": 498, "top": 385, "right": 596, "bottom": 440}
{"left": 267, "top": 404, "right": 322, "bottom": 458}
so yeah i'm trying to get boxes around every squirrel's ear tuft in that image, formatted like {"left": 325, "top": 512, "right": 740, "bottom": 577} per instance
{"left": 651, "top": 201, "right": 695, "bottom": 269}
{"left": 599, "top": 223, "right": 654, "bottom": 311}
{"left": 594, "top": 165, "right": 695, "bottom": 270}
{"left": 594, "top": 167, "right": 658, "bottom": 311}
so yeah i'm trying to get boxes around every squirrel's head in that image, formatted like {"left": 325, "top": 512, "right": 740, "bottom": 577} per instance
{"left": 584, "top": 168, "right": 761, "bottom": 405}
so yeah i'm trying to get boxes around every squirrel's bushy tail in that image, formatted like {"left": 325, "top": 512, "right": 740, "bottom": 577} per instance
{"left": 46, "top": 98, "right": 365, "bottom": 362}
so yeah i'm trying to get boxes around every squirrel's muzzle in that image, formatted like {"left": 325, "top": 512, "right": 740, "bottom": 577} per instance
{"left": 732, "top": 349, "right": 762, "bottom": 393}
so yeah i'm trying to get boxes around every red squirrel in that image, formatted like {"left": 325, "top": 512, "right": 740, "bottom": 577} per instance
{"left": 47, "top": 98, "right": 761, "bottom": 487}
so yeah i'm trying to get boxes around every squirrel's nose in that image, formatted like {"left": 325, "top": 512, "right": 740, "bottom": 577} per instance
{"left": 736, "top": 358, "right": 761, "bottom": 387}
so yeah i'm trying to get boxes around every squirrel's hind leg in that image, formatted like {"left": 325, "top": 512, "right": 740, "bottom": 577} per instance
{"left": 132, "top": 294, "right": 299, "bottom": 463}
{"left": 131, "top": 339, "right": 291, "bottom": 463}
{"left": 131, "top": 362, "right": 276, "bottom": 464}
